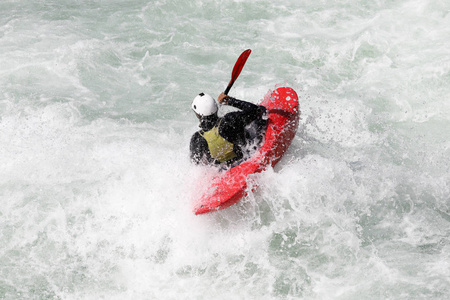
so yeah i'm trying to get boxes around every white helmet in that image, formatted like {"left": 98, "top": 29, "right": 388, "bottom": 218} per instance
{"left": 191, "top": 93, "right": 218, "bottom": 117}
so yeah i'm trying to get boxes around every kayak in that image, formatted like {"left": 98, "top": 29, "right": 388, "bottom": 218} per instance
{"left": 193, "top": 86, "right": 300, "bottom": 215}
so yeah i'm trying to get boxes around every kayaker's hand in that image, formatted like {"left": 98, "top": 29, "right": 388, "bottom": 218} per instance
{"left": 218, "top": 93, "right": 228, "bottom": 104}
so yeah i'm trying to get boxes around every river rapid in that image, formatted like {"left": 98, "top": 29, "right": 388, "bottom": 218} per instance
{"left": 1, "top": 0, "right": 449, "bottom": 299}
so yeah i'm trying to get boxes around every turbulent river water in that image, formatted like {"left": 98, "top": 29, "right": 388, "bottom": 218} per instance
{"left": 1, "top": 0, "right": 449, "bottom": 299}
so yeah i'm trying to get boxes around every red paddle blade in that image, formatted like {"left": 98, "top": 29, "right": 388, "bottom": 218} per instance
{"left": 224, "top": 49, "right": 251, "bottom": 95}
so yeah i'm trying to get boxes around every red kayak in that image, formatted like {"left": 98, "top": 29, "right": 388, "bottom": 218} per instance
{"left": 193, "top": 86, "right": 300, "bottom": 215}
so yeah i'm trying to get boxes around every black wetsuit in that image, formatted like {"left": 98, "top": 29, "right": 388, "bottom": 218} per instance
{"left": 190, "top": 96, "right": 267, "bottom": 166}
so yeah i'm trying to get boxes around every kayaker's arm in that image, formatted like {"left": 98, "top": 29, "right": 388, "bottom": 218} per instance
{"left": 218, "top": 93, "right": 254, "bottom": 109}
{"left": 218, "top": 93, "right": 266, "bottom": 124}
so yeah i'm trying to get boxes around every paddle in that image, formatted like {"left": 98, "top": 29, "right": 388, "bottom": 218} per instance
{"left": 224, "top": 49, "right": 251, "bottom": 95}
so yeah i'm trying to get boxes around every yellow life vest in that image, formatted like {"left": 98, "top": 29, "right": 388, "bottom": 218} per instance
{"left": 200, "top": 120, "right": 237, "bottom": 163}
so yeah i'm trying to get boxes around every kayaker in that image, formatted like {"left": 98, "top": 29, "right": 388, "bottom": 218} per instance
{"left": 190, "top": 92, "right": 267, "bottom": 166}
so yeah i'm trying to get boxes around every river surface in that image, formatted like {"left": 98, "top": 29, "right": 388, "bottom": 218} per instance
{"left": 1, "top": 0, "right": 449, "bottom": 299}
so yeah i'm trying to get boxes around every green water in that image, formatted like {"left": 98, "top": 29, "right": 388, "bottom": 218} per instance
{"left": 1, "top": 0, "right": 449, "bottom": 299}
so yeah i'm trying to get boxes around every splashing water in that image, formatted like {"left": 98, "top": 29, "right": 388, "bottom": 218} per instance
{"left": 1, "top": 0, "right": 449, "bottom": 299}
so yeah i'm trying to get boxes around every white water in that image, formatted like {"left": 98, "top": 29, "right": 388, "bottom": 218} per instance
{"left": 1, "top": 0, "right": 449, "bottom": 299}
